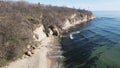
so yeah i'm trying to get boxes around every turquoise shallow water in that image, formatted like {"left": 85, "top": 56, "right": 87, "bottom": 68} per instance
{"left": 61, "top": 11, "right": 120, "bottom": 68}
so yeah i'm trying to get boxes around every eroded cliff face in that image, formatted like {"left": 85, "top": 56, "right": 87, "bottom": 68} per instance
{"left": 32, "top": 13, "right": 95, "bottom": 40}
{"left": 62, "top": 13, "right": 95, "bottom": 30}
{"left": 32, "top": 11, "right": 95, "bottom": 47}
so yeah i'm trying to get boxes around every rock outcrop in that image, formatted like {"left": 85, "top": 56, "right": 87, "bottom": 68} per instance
{"left": 62, "top": 13, "right": 95, "bottom": 30}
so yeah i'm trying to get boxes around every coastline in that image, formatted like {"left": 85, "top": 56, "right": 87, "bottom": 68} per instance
{"left": 2, "top": 15, "right": 95, "bottom": 68}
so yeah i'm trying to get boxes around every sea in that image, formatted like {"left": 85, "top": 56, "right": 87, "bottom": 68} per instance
{"left": 61, "top": 11, "right": 120, "bottom": 68}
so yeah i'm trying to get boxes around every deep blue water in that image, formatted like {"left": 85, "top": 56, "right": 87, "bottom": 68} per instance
{"left": 61, "top": 11, "right": 120, "bottom": 68}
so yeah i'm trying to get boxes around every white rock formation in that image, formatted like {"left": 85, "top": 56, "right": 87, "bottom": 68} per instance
{"left": 33, "top": 25, "right": 47, "bottom": 41}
